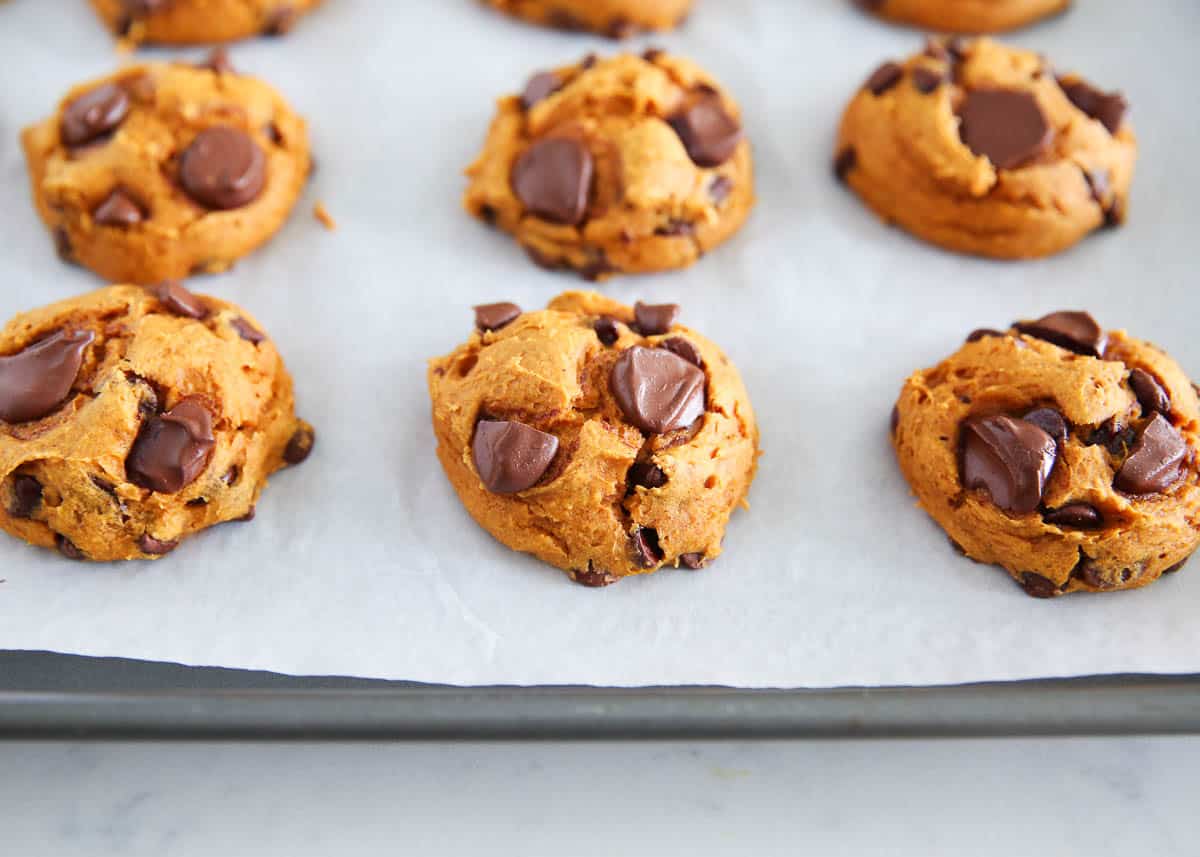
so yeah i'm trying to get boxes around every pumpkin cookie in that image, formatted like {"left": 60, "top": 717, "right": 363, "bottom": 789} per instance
{"left": 893, "top": 311, "right": 1200, "bottom": 597}
{"left": 428, "top": 291, "right": 759, "bottom": 586}
{"left": 0, "top": 283, "right": 314, "bottom": 562}
{"left": 21, "top": 54, "right": 311, "bottom": 285}
{"left": 89, "top": 0, "right": 322, "bottom": 45}
{"left": 464, "top": 51, "right": 754, "bottom": 279}
{"left": 836, "top": 38, "right": 1135, "bottom": 259}
{"left": 484, "top": 0, "right": 691, "bottom": 37}
{"left": 854, "top": 0, "right": 1069, "bottom": 33}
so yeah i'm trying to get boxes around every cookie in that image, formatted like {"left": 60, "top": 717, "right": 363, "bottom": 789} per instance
{"left": 428, "top": 291, "right": 759, "bottom": 586}
{"left": 836, "top": 38, "right": 1135, "bottom": 260}
{"left": 21, "top": 54, "right": 311, "bottom": 285}
{"left": 893, "top": 311, "right": 1200, "bottom": 597}
{"left": 89, "top": 0, "right": 322, "bottom": 45}
{"left": 854, "top": 0, "right": 1069, "bottom": 33}
{"left": 484, "top": 0, "right": 691, "bottom": 37}
{"left": 0, "top": 283, "right": 313, "bottom": 562}
{"left": 464, "top": 51, "right": 754, "bottom": 279}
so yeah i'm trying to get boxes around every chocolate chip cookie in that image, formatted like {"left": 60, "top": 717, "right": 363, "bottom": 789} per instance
{"left": 21, "top": 55, "right": 311, "bottom": 285}
{"left": 854, "top": 0, "right": 1069, "bottom": 33}
{"left": 464, "top": 51, "right": 754, "bottom": 279}
{"left": 0, "top": 283, "right": 313, "bottom": 562}
{"left": 484, "top": 0, "right": 691, "bottom": 37}
{"left": 89, "top": 0, "right": 322, "bottom": 44}
{"left": 836, "top": 38, "right": 1135, "bottom": 259}
{"left": 893, "top": 311, "right": 1200, "bottom": 597}
{"left": 428, "top": 291, "right": 759, "bottom": 586}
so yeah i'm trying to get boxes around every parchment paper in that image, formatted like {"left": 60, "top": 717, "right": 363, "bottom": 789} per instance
{"left": 1, "top": 0, "right": 1199, "bottom": 688}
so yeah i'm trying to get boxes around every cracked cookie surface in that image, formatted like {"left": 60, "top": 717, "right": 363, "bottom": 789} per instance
{"left": 836, "top": 38, "right": 1135, "bottom": 259}
{"left": 428, "top": 291, "right": 759, "bottom": 586}
{"left": 21, "top": 56, "right": 311, "bottom": 285}
{"left": 893, "top": 311, "right": 1200, "bottom": 597}
{"left": 0, "top": 284, "right": 313, "bottom": 562}
{"left": 89, "top": 0, "right": 322, "bottom": 45}
{"left": 464, "top": 51, "right": 754, "bottom": 279}
{"left": 855, "top": 0, "right": 1069, "bottom": 33}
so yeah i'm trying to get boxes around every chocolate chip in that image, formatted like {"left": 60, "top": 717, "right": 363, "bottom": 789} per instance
{"left": 1013, "top": 311, "right": 1106, "bottom": 357}
{"left": 1019, "top": 572, "right": 1060, "bottom": 598}
{"left": 264, "top": 6, "right": 298, "bottom": 35}
{"left": 283, "top": 424, "right": 314, "bottom": 465}
{"left": 152, "top": 281, "right": 208, "bottom": 319}
{"left": 474, "top": 302, "right": 521, "bottom": 332}
{"left": 579, "top": 53, "right": 597, "bottom": 70}
{"left": 661, "top": 337, "right": 703, "bottom": 368}
{"left": 628, "top": 461, "right": 668, "bottom": 489}
{"left": 9, "top": 475, "right": 42, "bottom": 519}
{"left": 472, "top": 420, "right": 559, "bottom": 494}
{"left": 960, "top": 414, "right": 1057, "bottom": 514}
{"left": 679, "top": 552, "right": 706, "bottom": 570}
{"left": 923, "top": 37, "right": 950, "bottom": 62}
{"left": 138, "top": 534, "right": 178, "bottom": 555}
{"left": 61, "top": 83, "right": 130, "bottom": 147}
{"left": 1115, "top": 412, "right": 1188, "bottom": 495}
{"left": 912, "top": 67, "right": 943, "bottom": 93}
{"left": 1022, "top": 407, "right": 1068, "bottom": 447}
{"left": 1081, "top": 168, "right": 1120, "bottom": 227}
{"left": 966, "top": 328, "right": 1005, "bottom": 343}
{"left": 53, "top": 227, "right": 74, "bottom": 263}
{"left": 580, "top": 254, "right": 617, "bottom": 282}
{"left": 594, "top": 317, "right": 620, "bottom": 346}
{"left": 1073, "top": 559, "right": 1107, "bottom": 589}
{"left": 1130, "top": 368, "right": 1170, "bottom": 416}
{"left": 1088, "top": 417, "right": 1136, "bottom": 455}
{"left": 642, "top": 47, "right": 664, "bottom": 62}
{"left": 0, "top": 329, "right": 95, "bottom": 424}
{"left": 93, "top": 188, "right": 145, "bottom": 227}
{"left": 610, "top": 346, "right": 706, "bottom": 434}
{"left": 198, "top": 47, "right": 235, "bottom": 75}
{"left": 1058, "top": 78, "right": 1127, "bottom": 134}
{"left": 865, "top": 62, "right": 903, "bottom": 96}
{"left": 667, "top": 95, "right": 742, "bottom": 168}
{"left": 957, "top": 89, "right": 1052, "bottom": 170}
{"left": 126, "top": 397, "right": 216, "bottom": 494}
{"left": 1163, "top": 557, "right": 1190, "bottom": 575}
{"left": 521, "top": 71, "right": 561, "bottom": 110}
{"left": 236, "top": 506, "right": 256, "bottom": 522}
{"left": 231, "top": 317, "right": 264, "bottom": 344}
{"left": 708, "top": 174, "right": 733, "bottom": 204}
{"left": 179, "top": 126, "right": 267, "bottom": 210}
{"left": 890, "top": 404, "right": 900, "bottom": 436}
{"left": 633, "top": 302, "right": 679, "bottom": 336}
{"left": 1043, "top": 503, "right": 1102, "bottom": 528}
{"left": 573, "top": 567, "right": 616, "bottom": 587}
{"left": 632, "top": 527, "right": 663, "bottom": 568}
{"left": 606, "top": 17, "right": 634, "bottom": 39}
{"left": 654, "top": 219, "right": 694, "bottom": 237}
{"left": 833, "top": 146, "right": 856, "bottom": 183}
{"left": 511, "top": 138, "right": 593, "bottom": 226}
{"left": 56, "top": 534, "right": 84, "bottom": 561}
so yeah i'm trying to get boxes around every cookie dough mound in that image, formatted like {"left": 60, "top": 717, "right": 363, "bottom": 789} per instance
{"left": 464, "top": 51, "right": 754, "bottom": 279}
{"left": 893, "top": 311, "right": 1200, "bottom": 597}
{"left": 21, "top": 56, "right": 311, "bottom": 285}
{"left": 0, "top": 284, "right": 314, "bottom": 562}
{"left": 836, "top": 38, "right": 1135, "bottom": 259}
{"left": 428, "top": 291, "right": 759, "bottom": 586}
{"left": 855, "top": 0, "right": 1069, "bottom": 33}
{"left": 484, "top": 0, "right": 691, "bottom": 36}
{"left": 90, "top": 0, "right": 322, "bottom": 45}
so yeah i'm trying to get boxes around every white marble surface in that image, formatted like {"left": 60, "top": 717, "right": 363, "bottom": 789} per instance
{"left": 2, "top": 738, "right": 1195, "bottom": 855}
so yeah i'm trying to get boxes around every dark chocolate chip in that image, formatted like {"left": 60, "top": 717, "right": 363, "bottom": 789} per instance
{"left": 579, "top": 53, "right": 597, "bottom": 70}
{"left": 833, "top": 146, "right": 856, "bottom": 183}
{"left": 1013, "top": 311, "right": 1106, "bottom": 357}
{"left": 708, "top": 174, "right": 733, "bottom": 204}
{"left": 628, "top": 460, "right": 668, "bottom": 489}
{"left": 0, "top": 329, "right": 95, "bottom": 424}
{"left": 966, "top": 328, "right": 1006, "bottom": 343}
{"left": 642, "top": 47, "right": 664, "bottom": 63}
{"left": 61, "top": 83, "right": 130, "bottom": 147}
{"left": 610, "top": 346, "right": 706, "bottom": 434}
{"left": 198, "top": 47, "right": 235, "bottom": 75}
{"left": 679, "top": 552, "right": 706, "bottom": 570}
{"left": 594, "top": 317, "right": 620, "bottom": 346}
{"left": 865, "top": 61, "right": 903, "bottom": 96}
{"left": 960, "top": 414, "right": 1057, "bottom": 514}
{"left": 56, "top": 534, "right": 84, "bottom": 561}
{"left": 221, "top": 466, "right": 240, "bottom": 486}
{"left": 632, "top": 527, "right": 663, "bottom": 568}
{"left": 573, "top": 567, "right": 616, "bottom": 587}
{"left": 1043, "top": 503, "right": 1102, "bottom": 528}
{"left": 283, "top": 424, "right": 314, "bottom": 465}
{"left": 633, "top": 302, "right": 679, "bottom": 336}
{"left": 152, "top": 281, "right": 208, "bottom": 319}
{"left": 138, "top": 534, "right": 178, "bottom": 555}
{"left": 912, "top": 67, "right": 943, "bottom": 93}
{"left": 923, "top": 37, "right": 949, "bottom": 62}
{"left": 521, "top": 72, "right": 561, "bottom": 110}
{"left": 93, "top": 188, "right": 145, "bottom": 226}
{"left": 580, "top": 254, "right": 617, "bottom": 281}
{"left": 126, "top": 397, "right": 216, "bottom": 494}
{"left": 511, "top": 137, "right": 593, "bottom": 226}
{"left": 654, "top": 219, "right": 694, "bottom": 237}
{"left": 472, "top": 420, "right": 559, "bottom": 494}
{"left": 474, "top": 302, "right": 521, "bottom": 332}
{"left": 667, "top": 94, "right": 742, "bottom": 167}
{"left": 606, "top": 16, "right": 634, "bottom": 39}
{"left": 890, "top": 404, "right": 900, "bottom": 436}
{"left": 1129, "top": 368, "right": 1170, "bottom": 416}
{"left": 1163, "top": 557, "right": 1190, "bottom": 575}
{"left": 1022, "top": 407, "right": 1068, "bottom": 447}
{"left": 661, "top": 337, "right": 703, "bottom": 368}
{"left": 236, "top": 506, "right": 256, "bottom": 522}
{"left": 957, "top": 89, "right": 1052, "bottom": 170}
{"left": 179, "top": 126, "right": 267, "bottom": 210}
{"left": 1115, "top": 412, "right": 1188, "bottom": 495}
{"left": 231, "top": 317, "right": 265, "bottom": 344}
{"left": 1088, "top": 417, "right": 1137, "bottom": 455}
{"left": 1058, "top": 78, "right": 1127, "bottom": 134}
{"left": 9, "top": 475, "right": 42, "bottom": 519}
{"left": 1082, "top": 168, "right": 1120, "bottom": 227}
{"left": 1073, "top": 559, "right": 1108, "bottom": 589}
{"left": 264, "top": 6, "right": 298, "bottom": 35}
{"left": 1019, "top": 571, "right": 1058, "bottom": 599}
{"left": 53, "top": 227, "right": 74, "bottom": 263}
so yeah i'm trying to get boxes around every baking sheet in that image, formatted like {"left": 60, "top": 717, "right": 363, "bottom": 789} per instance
{"left": 2, "top": 0, "right": 1199, "bottom": 689}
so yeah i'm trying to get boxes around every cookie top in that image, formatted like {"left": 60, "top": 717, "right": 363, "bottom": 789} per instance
{"left": 484, "top": 0, "right": 692, "bottom": 37}
{"left": 20, "top": 56, "right": 311, "bottom": 284}
{"left": 836, "top": 38, "right": 1136, "bottom": 259}
{"left": 464, "top": 51, "right": 754, "bottom": 279}
{"left": 428, "top": 291, "right": 759, "bottom": 585}
{"left": 0, "top": 284, "right": 311, "bottom": 562}
{"left": 90, "top": 0, "right": 323, "bottom": 45}
{"left": 893, "top": 311, "right": 1200, "bottom": 597}
{"left": 854, "top": 0, "right": 1070, "bottom": 33}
